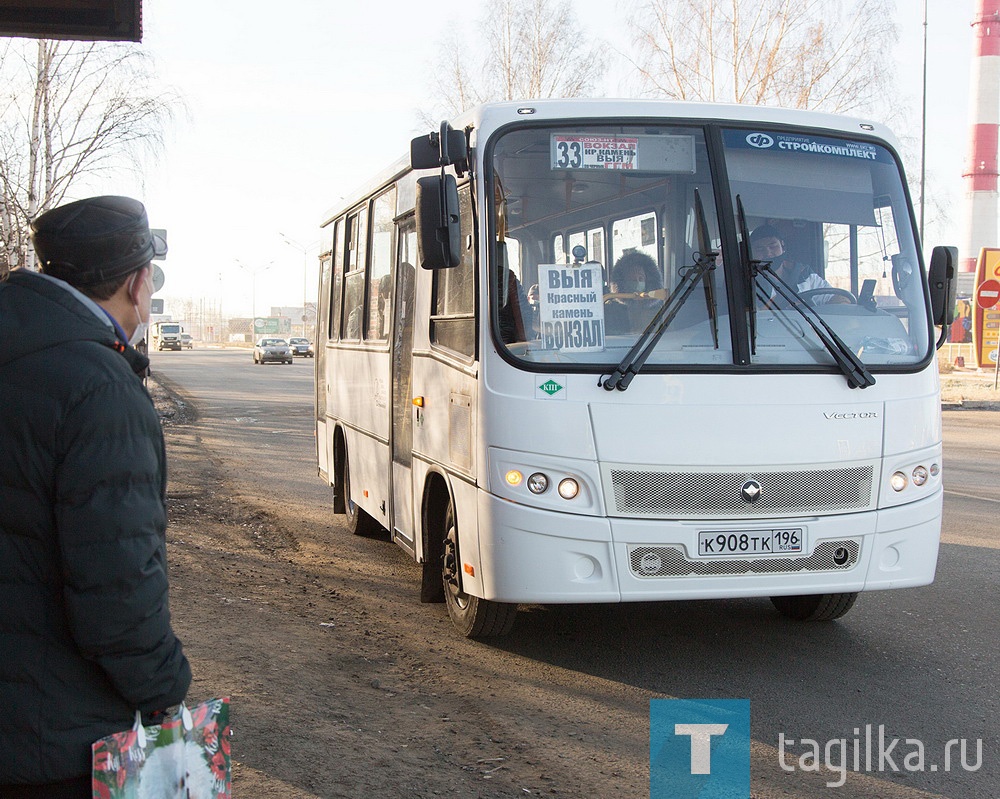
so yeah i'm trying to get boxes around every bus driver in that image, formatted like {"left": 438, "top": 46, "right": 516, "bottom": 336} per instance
{"left": 749, "top": 224, "right": 850, "bottom": 306}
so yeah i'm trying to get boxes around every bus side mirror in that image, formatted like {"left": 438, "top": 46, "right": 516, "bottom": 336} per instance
{"left": 410, "top": 125, "right": 467, "bottom": 173}
{"left": 928, "top": 245, "right": 958, "bottom": 326}
{"left": 416, "top": 174, "right": 461, "bottom": 270}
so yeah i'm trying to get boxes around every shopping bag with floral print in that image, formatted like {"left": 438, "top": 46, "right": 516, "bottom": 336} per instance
{"left": 91, "top": 696, "right": 231, "bottom": 799}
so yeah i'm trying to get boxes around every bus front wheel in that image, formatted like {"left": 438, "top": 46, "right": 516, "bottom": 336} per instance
{"left": 770, "top": 592, "right": 858, "bottom": 621}
{"left": 442, "top": 503, "right": 516, "bottom": 638}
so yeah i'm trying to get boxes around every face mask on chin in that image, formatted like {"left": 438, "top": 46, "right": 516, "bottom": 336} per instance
{"left": 128, "top": 319, "right": 148, "bottom": 348}
{"left": 127, "top": 268, "right": 152, "bottom": 347}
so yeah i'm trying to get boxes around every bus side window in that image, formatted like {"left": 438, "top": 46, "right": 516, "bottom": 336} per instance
{"left": 430, "top": 183, "right": 476, "bottom": 357}
{"left": 366, "top": 188, "right": 395, "bottom": 342}
{"left": 327, "top": 218, "right": 343, "bottom": 342}
{"left": 342, "top": 205, "right": 368, "bottom": 340}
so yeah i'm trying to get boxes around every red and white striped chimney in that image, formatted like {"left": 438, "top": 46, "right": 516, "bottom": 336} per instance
{"left": 962, "top": 0, "right": 1000, "bottom": 275}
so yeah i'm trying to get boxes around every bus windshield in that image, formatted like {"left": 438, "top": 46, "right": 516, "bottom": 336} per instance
{"left": 488, "top": 122, "right": 930, "bottom": 373}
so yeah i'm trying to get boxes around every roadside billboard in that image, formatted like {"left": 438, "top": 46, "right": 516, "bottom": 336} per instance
{"left": 252, "top": 317, "right": 291, "bottom": 336}
{"left": 973, "top": 248, "right": 1000, "bottom": 368}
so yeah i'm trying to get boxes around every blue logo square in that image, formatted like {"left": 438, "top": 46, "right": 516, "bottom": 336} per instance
{"left": 650, "top": 699, "right": 750, "bottom": 799}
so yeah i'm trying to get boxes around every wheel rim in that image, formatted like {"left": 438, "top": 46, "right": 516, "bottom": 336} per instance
{"left": 442, "top": 524, "right": 470, "bottom": 610}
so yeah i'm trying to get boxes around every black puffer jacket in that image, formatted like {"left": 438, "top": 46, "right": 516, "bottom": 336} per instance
{"left": 0, "top": 270, "right": 191, "bottom": 784}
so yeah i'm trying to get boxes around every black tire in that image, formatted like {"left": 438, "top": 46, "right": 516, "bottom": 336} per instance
{"left": 342, "top": 446, "right": 381, "bottom": 537}
{"left": 442, "top": 502, "right": 517, "bottom": 637}
{"left": 770, "top": 592, "right": 858, "bottom": 621}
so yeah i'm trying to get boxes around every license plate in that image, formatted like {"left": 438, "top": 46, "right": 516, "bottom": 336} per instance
{"left": 697, "top": 529, "right": 803, "bottom": 557}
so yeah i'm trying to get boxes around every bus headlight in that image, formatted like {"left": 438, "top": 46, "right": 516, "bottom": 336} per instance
{"left": 527, "top": 473, "right": 549, "bottom": 494}
{"left": 911, "top": 465, "right": 929, "bottom": 486}
{"left": 491, "top": 450, "right": 597, "bottom": 513}
{"left": 890, "top": 471, "right": 908, "bottom": 492}
{"left": 558, "top": 478, "right": 580, "bottom": 500}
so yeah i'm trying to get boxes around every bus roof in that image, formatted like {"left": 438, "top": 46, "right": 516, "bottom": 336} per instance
{"left": 456, "top": 98, "right": 897, "bottom": 146}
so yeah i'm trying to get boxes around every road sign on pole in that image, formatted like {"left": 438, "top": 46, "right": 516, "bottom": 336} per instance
{"left": 976, "top": 278, "right": 1000, "bottom": 309}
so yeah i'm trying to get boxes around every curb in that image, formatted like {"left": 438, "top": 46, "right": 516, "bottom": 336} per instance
{"left": 941, "top": 400, "right": 1000, "bottom": 411}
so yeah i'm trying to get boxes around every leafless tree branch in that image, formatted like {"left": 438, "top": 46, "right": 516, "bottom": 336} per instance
{"left": 425, "top": 0, "right": 608, "bottom": 121}
{"left": 0, "top": 40, "right": 177, "bottom": 275}
{"left": 626, "top": 0, "right": 898, "bottom": 117}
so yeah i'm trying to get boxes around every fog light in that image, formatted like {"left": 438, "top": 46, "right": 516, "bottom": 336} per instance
{"left": 558, "top": 478, "right": 580, "bottom": 499}
{"left": 930, "top": 463, "right": 940, "bottom": 478}
{"left": 912, "top": 465, "right": 928, "bottom": 486}
{"left": 890, "top": 471, "right": 908, "bottom": 492}
{"left": 505, "top": 470, "right": 523, "bottom": 487}
{"left": 527, "top": 473, "right": 549, "bottom": 494}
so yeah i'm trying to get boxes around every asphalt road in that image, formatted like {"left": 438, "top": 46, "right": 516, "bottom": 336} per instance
{"left": 151, "top": 348, "right": 998, "bottom": 798}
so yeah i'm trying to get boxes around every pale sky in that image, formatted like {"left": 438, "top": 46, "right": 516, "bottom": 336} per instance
{"left": 98, "top": 0, "right": 974, "bottom": 319}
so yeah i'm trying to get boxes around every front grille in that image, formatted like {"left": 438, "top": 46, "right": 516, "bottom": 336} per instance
{"left": 628, "top": 539, "right": 861, "bottom": 578}
{"left": 610, "top": 465, "right": 874, "bottom": 518}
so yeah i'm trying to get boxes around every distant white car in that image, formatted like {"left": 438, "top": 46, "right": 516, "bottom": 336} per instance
{"left": 253, "top": 337, "right": 293, "bottom": 365}
{"left": 180, "top": 333, "right": 193, "bottom": 349}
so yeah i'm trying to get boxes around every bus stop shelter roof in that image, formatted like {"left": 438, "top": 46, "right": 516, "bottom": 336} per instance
{"left": 0, "top": 0, "right": 142, "bottom": 42}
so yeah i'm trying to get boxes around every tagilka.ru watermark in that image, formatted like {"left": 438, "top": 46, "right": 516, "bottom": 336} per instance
{"left": 779, "top": 724, "right": 984, "bottom": 788}
{"left": 650, "top": 700, "right": 984, "bottom": 797}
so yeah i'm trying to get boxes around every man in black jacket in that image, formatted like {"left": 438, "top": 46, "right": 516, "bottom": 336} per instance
{"left": 0, "top": 196, "right": 192, "bottom": 797}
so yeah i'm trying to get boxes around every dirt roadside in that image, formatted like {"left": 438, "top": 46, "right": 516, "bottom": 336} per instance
{"left": 938, "top": 371, "right": 1000, "bottom": 408}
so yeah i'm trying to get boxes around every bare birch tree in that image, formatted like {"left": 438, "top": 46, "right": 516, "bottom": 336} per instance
{"left": 427, "top": 0, "right": 608, "bottom": 120}
{"left": 627, "top": 0, "right": 898, "bottom": 116}
{"left": 0, "top": 39, "right": 174, "bottom": 275}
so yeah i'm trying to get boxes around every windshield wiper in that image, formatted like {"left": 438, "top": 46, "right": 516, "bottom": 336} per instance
{"left": 735, "top": 195, "right": 758, "bottom": 355}
{"left": 602, "top": 188, "right": 719, "bottom": 391}
{"left": 736, "top": 195, "right": 874, "bottom": 389}
{"left": 758, "top": 266, "right": 876, "bottom": 390}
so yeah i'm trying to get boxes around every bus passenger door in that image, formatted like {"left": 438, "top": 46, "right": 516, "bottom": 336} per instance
{"left": 390, "top": 221, "right": 417, "bottom": 550}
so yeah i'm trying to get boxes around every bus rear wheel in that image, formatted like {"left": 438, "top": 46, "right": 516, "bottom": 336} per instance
{"left": 442, "top": 503, "right": 516, "bottom": 638}
{"left": 770, "top": 592, "right": 858, "bottom": 621}
{"left": 342, "top": 446, "right": 381, "bottom": 537}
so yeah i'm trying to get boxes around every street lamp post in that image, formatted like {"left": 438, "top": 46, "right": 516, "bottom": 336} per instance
{"left": 919, "top": 0, "right": 928, "bottom": 244}
{"left": 280, "top": 233, "right": 318, "bottom": 338}
{"left": 235, "top": 259, "right": 274, "bottom": 322}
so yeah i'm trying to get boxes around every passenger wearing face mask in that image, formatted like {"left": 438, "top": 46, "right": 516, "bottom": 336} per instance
{"left": 605, "top": 250, "right": 663, "bottom": 335}
{"left": 0, "top": 196, "right": 190, "bottom": 798}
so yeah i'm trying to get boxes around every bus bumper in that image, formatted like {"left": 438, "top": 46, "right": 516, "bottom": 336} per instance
{"left": 475, "top": 489, "right": 941, "bottom": 603}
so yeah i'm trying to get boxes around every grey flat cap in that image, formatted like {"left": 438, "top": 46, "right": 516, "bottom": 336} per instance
{"left": 30, "top": 195, "right": 167, "bottom": 287}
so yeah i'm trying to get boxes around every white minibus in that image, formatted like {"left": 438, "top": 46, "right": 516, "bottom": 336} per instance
{"left": 314, "top": 100, "right": 957, "bottom": 637}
